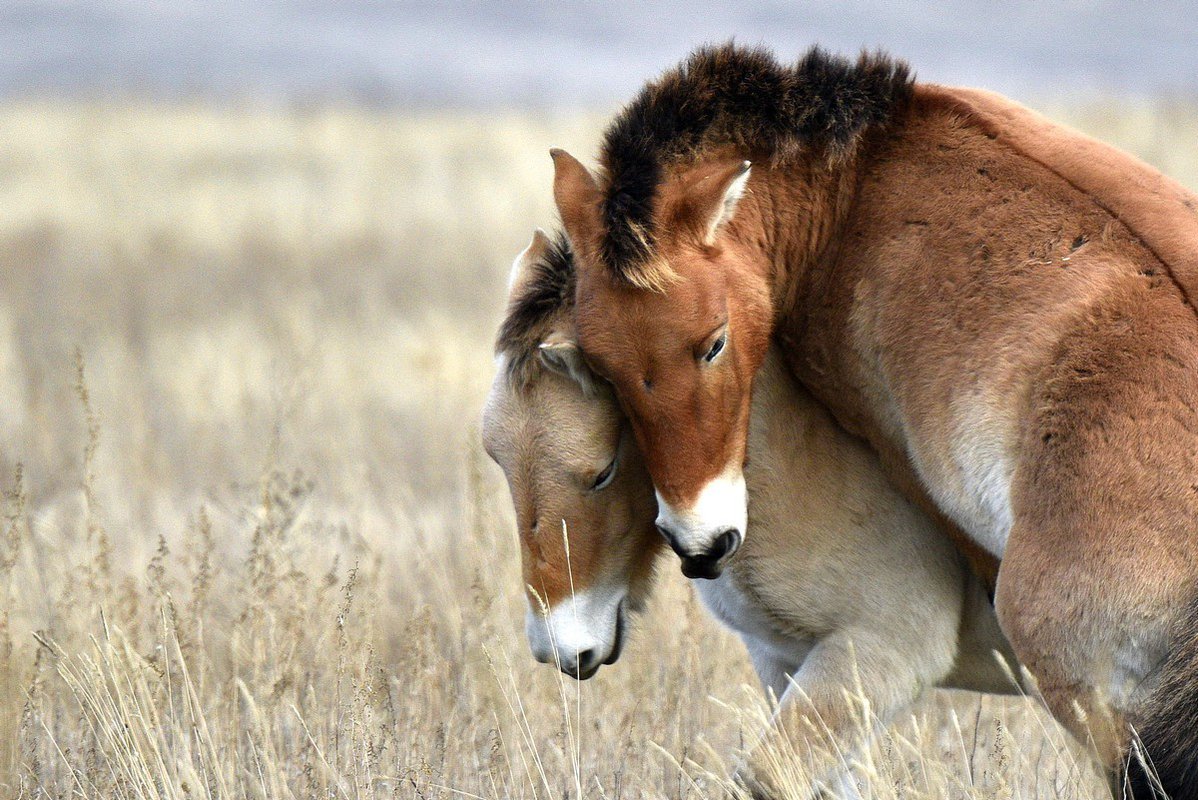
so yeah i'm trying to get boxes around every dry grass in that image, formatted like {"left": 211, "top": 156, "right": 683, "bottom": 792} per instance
{"left": 1, "top": 96, "right": 1193, "bottom": 798}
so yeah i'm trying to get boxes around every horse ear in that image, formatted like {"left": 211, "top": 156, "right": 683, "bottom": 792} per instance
{"left": 508, "top": 228, "right": 552, "bottom": 294}
{"left": 538, "top": 334, "right": 598, "bottom": 396}
{"left": 550, "top": 149, "right": 603, "bottom": 259}
{"left": 676, "top": 160, "right": 752, "bottom": 245}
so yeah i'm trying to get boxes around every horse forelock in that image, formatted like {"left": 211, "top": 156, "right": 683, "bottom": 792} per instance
{"left": 495, "top": 230, "right": 576, "bottom": 388}
{"left": 596, "top": 42, "right": 914, "bottom": 288}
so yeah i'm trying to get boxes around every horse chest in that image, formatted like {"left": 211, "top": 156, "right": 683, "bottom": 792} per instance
{"left": 694, "top": 571, "right": 812, "bottom": 664}
{"left": 906, "top": 394, "right": 1016, "bottom": 559}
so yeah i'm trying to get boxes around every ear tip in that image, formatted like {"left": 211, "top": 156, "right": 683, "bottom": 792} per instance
{"left": 519, "top": 228, "right": 550, "bottom": 262}
{"left": 549, "top": 147, "right": 565, "bottom": 160}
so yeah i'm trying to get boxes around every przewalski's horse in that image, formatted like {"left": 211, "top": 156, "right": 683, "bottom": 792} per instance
{"left": 551, "top": 43, "right": 1198, "bottom": 797}
{"left": 482, "top": 230, "right": 1018, "bottom": 791}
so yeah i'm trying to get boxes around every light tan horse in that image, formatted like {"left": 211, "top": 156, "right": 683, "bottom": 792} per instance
{"left": 552, "top": 43, "right": 1198, "bottom": 797}
{"left": 482, "top": 230, "right": 1018, "bottom": 793}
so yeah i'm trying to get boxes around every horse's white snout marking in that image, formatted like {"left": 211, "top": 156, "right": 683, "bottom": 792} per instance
{"left": 654, "top": 468, "right": 748, "bottom": 580}
{"left": 525, "top": 588, "right": 627, "bottom": 680}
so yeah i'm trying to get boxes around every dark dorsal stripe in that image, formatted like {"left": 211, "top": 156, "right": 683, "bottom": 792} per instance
{"left": 495, "top": 230, "right": 576, "bottom": 386}
{"left": 599, "top": 43, "right": 913, "bottom": 284}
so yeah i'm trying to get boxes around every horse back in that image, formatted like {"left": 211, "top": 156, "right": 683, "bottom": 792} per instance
{"left": 784, "top": 81, "right": 1198, "bottom": 562}
{"left": 921, "top": 83, "right": 1198, "bottom": 305}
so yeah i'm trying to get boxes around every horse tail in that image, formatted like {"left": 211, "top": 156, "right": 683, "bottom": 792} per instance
{"left": 1128, "top": 597, "right": 1198, "bottom": 799}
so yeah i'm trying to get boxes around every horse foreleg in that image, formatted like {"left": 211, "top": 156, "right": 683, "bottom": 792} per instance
{"left": 739, "top": 627, "right": 951, "bottom": 800}
{"left": 745, "top": 638, "right": 805, "bottom": 703}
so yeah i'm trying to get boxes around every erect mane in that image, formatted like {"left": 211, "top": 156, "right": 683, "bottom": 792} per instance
{"left": 598, "top": 43, "right": 913, "bottom": 287}
{"left": 495, "top": 230, "right": 576, "bottom": 387}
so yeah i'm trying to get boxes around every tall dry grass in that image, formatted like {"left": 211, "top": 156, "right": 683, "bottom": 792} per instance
{"left": 1, "top": 96, "right": 1193, "bottom": 798}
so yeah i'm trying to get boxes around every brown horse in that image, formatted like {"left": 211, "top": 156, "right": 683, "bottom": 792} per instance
{"left": 551, "top": 44, "right": 1198, "bottom": 797}
{"left": 483, "top": 230, "right": 1018, "bottom": 792}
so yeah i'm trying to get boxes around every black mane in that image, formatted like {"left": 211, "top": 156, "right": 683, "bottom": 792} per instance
{"left": 495, "top": 230, "right": 576, "bottom": 386}
{"left": 599, "top": 43, "right": 913, "bottom": 282}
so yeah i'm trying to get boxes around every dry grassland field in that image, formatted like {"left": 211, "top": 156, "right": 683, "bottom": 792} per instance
{"left": 0, "top": 98, "right": 1196, "bottom": 799}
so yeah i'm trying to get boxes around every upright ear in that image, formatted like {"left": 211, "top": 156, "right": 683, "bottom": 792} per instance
{"left": 538, "top": 332, "right": 599, "bottom": 396}
{"left": 508, "top": 228, "right": 552, "bottom": 294}
{"left": 671, "top": 159, "right": 752, "bottom": 245}
{"left": 550, "top": 149, "right": 603, "bottom": 259}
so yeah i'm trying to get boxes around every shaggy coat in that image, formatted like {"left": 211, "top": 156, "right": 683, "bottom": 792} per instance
{"left": 553, "top": 44, "right": 1198, "bottom": 797}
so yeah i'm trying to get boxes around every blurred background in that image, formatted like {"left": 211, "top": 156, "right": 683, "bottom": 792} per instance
{"left": 4, "top": 1, "right": 1198, "bottom": 105}
{"left": 0, "top": 3, "right": 1190, "bottom": 797}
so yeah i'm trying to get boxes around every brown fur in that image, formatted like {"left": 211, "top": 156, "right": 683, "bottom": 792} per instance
{"left": 555, "top": 45, "right": 1198, "bottom": 796}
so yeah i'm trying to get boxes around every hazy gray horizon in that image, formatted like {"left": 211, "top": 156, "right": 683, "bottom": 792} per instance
{"left": 1, "top": 1, "right": 1195, "bottom": 108}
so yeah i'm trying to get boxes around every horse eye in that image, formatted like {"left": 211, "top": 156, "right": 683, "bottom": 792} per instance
{"left": 591, "top": 456, "right": 617, "bottom": 491}
{"left": 703, "top": 332, "right": 727, "bottom": 363}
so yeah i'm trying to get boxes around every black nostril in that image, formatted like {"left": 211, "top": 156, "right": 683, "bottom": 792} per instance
{"left": 563, "top": 648, "right": 600, "bottom": 680}
{"left": 712, "top": 529, "right": 740, "bottom": 559}
{"left": 680, "top": 555, "right": 721, "bottom": 580}
{"left": 678, "top": 530, "right": 742, "bottom": 580}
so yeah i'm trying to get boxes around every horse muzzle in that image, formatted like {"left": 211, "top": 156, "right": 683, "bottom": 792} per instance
{"left": 670, "top": 528, "right": 741, "bottom": 580}
{"left": 526, "top": 593, "right": 628, "bottom": 680}
{"left": 653, "top": 470, "right": 748, "bottom": 579}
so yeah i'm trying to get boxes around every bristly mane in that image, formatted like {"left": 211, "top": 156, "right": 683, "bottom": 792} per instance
{"left": 599, "top": 43, "right": 913, "bottom": 288}
{"left": 495, "top": 230, "right": 576, "bottom": 387}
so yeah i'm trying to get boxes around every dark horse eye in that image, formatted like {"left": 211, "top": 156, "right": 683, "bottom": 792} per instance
{"left": 704, "top": 333, "right": 727, "bottom": 363}
{"left": 591, "top": 457, "right": 617, "bottom": 491}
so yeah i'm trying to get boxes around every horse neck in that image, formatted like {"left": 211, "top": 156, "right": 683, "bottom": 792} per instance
{"left": 732, "top": 151, "right": 867, "bottom": 316}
